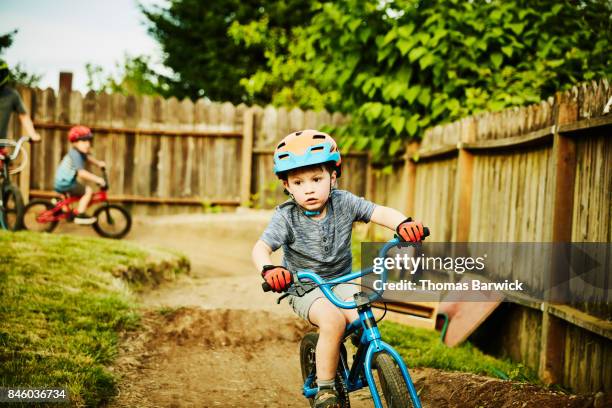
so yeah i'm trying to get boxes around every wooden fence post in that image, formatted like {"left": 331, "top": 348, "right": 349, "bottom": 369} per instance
{"left": 59, "top": 72, "right": 73, "bottom": 93}
{"left": 18, "top": 88, "right": 33, "bottom": 203}
{"left": 365, "top": 153, "right": 377, "bottom": 240}
{"left": 452, "top": 118, "right": 477, "bottom": 242}
{"left": 404, "top": 142, "right": 419, "bottom": 217}
{"left": 538, "top": 89, "right": 578, "bottom": 385}
{"left": 240, "top": 108, "right": 254, "bottom": 207}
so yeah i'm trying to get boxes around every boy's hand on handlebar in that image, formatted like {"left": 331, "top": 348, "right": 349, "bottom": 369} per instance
{"left": 396, "top": 217, "right": 425, "bottom": 242}
{"left": 261, "top": 265, "right": 292, "bottom": 293}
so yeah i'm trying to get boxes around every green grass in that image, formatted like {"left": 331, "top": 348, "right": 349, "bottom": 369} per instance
{"left": 379, "top": 321, "right": 537, "bottom": 382}
{"left": 0, "top": 231, "right": 186, "bottom": 406}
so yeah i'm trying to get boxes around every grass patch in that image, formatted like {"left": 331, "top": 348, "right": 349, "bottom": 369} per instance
{"left": 379, "top": 321, "right": 538, "bottom": 382}
{"left": 0, "top": 231, "right": 186, "bottom": 406}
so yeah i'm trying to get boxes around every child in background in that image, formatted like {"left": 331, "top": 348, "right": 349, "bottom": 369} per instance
{"left": 252, "top": 129, "right": 425, "bottom": 408}
{"left": 54, "top": 126, "right": 106, "bottom": 225}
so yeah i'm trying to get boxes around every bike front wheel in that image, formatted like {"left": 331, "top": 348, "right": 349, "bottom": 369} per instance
{"left": 23, "top": 199, "right": 59, "bottom": 233}
{"left": 1, "top": 184, "right": 24, "bottom": 231}
{"left": 92, "top": 204, "right": 132, "bottom": 239}
{"left": 300, "top": 332, "right": 350, "bottom": 408}
{"left": 371, "top": 352, "right": 415, "bottom": 408}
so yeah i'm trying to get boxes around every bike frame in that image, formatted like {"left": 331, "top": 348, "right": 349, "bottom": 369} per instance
{"left": 35, "top": 190, "right": 109, "bottom": 223}
{"left": 298, "top": 238, "right": 423, "bottom": 408}
{"left": 0, "top": 152, "right": 10, "bottom": 229}
{"left": 33, "top": 167, "right": 112, "bottom": 224}
{"left": 0, "top": 136, "right": 29, "bottom": 229}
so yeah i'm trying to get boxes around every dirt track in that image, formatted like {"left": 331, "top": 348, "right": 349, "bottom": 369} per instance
{"left": 54, "top": 212, "right": 601, "bottom": 408}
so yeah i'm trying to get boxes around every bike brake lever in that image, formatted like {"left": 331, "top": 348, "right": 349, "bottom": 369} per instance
{"left": 276, "top": 293, "right": 290, "bottom": 304}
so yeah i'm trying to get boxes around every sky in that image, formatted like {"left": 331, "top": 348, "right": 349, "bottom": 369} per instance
{"left": 1, "top": 0, "right": 166, "bottom": 92}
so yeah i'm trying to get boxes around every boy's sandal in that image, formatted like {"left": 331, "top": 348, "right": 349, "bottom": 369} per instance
{"left": 314, "top": 387, "right": 340, "bottom": 408}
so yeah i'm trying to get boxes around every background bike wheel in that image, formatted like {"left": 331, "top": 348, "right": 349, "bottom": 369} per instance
{"left": 371, "top": 352, "right": 415, "bottom": 408}
{"left": 23, "top": 199, "right": 58, "bottom": 233}
{"left": 1, "top": 184, "right": 25, "bottom": 231}
{"left": 92, "top": 204, "right": 132, "bottom": 239}
{"left": 299, "top": 332, "right": 350, "bottom": 408}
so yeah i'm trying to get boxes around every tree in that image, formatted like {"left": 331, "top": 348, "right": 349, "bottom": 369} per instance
{"left": 85, "top": 55, "right": 167, "bottom": 96}
{"left": 233, "top": 0, "right": 612, "bottom": 161}
{"left": 1, "top": 30, "right": 42, "bottom": 87}
{"left": 0, "top": 30, "right": 17, "bottom": 54}
{"left": 140, "top": 0, "right": 314, "bottom": 103}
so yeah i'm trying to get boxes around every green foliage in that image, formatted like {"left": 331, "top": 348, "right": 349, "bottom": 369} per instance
{"left": 85, "top": 55, "right": 167, "bottom": 96}
{"left": 1, "top": 30, "right": 43, "bottom": 87}
{"left": 0, "top": 231, "right": 185, "bottom": 405}
{"left": 0, "top": 30, "right": 17, "bottom": 54}
{"left": 234, "top": 0, "right": 612, "bottom": 161}
{"left": 141, "top": 0, "right": 314, "bottom": 103}
{"left": 249, "top": 180, "right": 284, "bottom": 209}
{"left": 201, "top": 199, "right": 223, "bottom": 213}
{"left": 8, "top": 63, "right": 42, "bottom": 87}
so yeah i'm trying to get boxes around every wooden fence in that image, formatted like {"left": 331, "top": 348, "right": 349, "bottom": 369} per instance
{"left": 7, "top": 83, "right": 355, "bottom": 215}
{"left": 366, "top": 78, "right": 612, "bottom": 393}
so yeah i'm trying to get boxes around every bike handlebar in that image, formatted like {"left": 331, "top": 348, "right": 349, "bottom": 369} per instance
{"left": 262, "top": 226, "right": 430, "bottom": 308}
{"left": 0, "top": 136, "right": 30, "bottom": 161}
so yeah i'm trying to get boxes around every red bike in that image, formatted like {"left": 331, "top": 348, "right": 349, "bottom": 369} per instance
{"left": 23, "top": 169, "right": 132, "bottom": 239}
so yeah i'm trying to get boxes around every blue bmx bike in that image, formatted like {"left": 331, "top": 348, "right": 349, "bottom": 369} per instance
{"left": 263, "top": 234, "right": 428, "bottom": 408}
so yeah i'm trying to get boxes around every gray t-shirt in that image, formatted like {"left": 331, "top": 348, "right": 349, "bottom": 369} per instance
{"left": 0, "top": 86, "right": 27, "bottom": 138}
{"left": 260, "top": 189, "right": 377, "bottom": 279}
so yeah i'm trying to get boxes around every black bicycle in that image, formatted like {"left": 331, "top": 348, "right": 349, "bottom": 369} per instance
{"left": 0, "top": 136, "right": 30, "bottom": 231}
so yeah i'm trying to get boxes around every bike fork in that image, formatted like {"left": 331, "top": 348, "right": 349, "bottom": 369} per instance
{"left": 356, "top": 305, "right": 422, "bottom": 408}
{"left": 0, "top": 184, "right": 6, "bottom": 230}
{"left": 103, "top": 203, "right": 114, "bottom": 225}
{"left": 363, "top": 341, "right": 422, "bottom": 408}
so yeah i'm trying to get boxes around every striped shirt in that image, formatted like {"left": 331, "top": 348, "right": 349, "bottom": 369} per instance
{"left": 54, "top": 148, "right": 87, "bottom": 192}
{"left": 260, "top": 189, "right": 376, "bottom": 279}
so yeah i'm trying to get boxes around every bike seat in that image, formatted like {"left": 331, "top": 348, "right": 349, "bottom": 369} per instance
{"left": 52, "top": 191, "right": 76, "bottom": 201}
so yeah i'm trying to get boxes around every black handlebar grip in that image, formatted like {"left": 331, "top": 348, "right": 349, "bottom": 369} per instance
{"left": 423, "top": 226, "right": 430, "bottom": 239}
{"left": 262, "top": 281, "right": 272, "bottom": 292}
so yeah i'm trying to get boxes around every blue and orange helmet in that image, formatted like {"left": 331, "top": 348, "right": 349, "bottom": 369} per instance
{"left": 273, "top": 129, "right": 342, "bottom": 178}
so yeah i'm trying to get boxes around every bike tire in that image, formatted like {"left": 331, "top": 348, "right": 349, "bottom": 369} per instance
{"left": 22, "top": 199, "right": 58, "bottom": 233}
{"left": 92, "top": 203, "right": 132, "bottom": 239}
{"left": 372, "top": 352, "right": 415, "bottom": 408}
{"left": 299, "top": 332, "right": 350, "bottom": 408}
{"left": 1, "top": 183, "right": 25, "bottom": 231}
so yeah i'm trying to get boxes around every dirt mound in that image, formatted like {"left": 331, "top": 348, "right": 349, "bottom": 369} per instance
{"left": 410, "top": 368, "right": 597, "bottom": 408}
{"left": 157, "top": 307, "right": 310, "bottom": 348}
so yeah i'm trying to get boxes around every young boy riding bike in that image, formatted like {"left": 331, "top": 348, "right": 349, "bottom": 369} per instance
{"left": 252, "top": 129, "right": 425, "bottom": 408}
{"left": 54, "top": 126, "right": 106, "bottom": 225}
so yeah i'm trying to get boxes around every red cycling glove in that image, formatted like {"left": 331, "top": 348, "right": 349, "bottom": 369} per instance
{"left": 261, "top": 265, "right": 292, "bottom": 293}
{"left": 396, "top": 217, "right": 425, "bottom": 242}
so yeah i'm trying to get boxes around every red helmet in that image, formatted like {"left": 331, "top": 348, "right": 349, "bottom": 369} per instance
{"left": 68, "top": 126, "right": 93, "bottom": 142}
